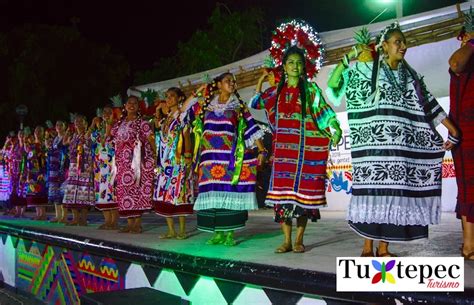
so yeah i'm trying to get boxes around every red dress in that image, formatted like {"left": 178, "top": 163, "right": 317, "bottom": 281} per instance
{"left": 450, "top": 56, "right": 474, "bottom": 223}
{"left": 111, "top": 118, "right": 155, "bottom": 218}
{"left": 251, "top": 84, "right": 336, "bottom": 223}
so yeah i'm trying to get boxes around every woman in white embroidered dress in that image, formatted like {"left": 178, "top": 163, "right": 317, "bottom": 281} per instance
{"left": 327, "top": 23, "right": 460, "bottom": 257}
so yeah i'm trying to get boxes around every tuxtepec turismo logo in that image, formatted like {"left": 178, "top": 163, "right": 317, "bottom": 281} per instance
{"left": 336, "top": 257, "right": 464, "bottom": 292}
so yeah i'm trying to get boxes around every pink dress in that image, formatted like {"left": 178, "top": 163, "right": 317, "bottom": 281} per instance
{"left": 111, "top": 118, "right": 155, "bottom": 218}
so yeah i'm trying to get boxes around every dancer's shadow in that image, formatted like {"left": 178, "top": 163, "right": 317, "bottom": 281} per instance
{"left": 304, "top": 231, "right": 355, "bottom": 252}
{"left": 181, "top": 227, "right": 202, "bottom": 239}
{"left": 235, "top": 228, "right": 284, "bottom": 246}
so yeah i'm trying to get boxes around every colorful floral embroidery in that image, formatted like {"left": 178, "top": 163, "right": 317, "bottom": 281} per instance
{"left": 239, "top": 164, "right": 251, "bottom": 180}
{"left": 210, "top": 165, "right": 226, "bottom": 179}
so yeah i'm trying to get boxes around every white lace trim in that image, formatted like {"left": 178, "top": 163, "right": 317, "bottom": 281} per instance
{"left": 347, "top": 195, "right": 441, "bottom": 226}
{"left": 208, "top": 95, "right": 240, "bottom": 115}
{"left": 244, "top": 126, "right": 265, "bottom": 148}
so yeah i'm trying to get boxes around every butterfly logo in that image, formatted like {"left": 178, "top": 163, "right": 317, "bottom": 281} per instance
{"left": 371, "top": 260, "right": 396, "bottom": 284}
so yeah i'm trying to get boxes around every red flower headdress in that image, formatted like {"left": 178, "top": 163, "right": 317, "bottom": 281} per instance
{"left": 269, "top": 19, "right": 323, "bottom": 80}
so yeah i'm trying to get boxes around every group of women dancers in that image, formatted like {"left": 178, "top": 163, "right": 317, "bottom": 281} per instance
{"left": 0, "top": 20, "right": 472, "bottom": 259}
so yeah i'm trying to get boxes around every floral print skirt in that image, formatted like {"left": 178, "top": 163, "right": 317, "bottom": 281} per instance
{"left": 274, "top": 204, "right": 321, "bottom": 224}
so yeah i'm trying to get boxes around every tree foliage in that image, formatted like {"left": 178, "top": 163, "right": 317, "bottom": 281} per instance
{"left": 134, "top": 5, "right": 264, "bottom": 85}
{"left": 0, "top": 24, "right": 129, "bottom": 137}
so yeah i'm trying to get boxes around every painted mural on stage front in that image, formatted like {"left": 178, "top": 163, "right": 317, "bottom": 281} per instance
{"left": 15, "top": 238, "right": 124, "bottom": 305}
{"left": 0, "top": 232, "right": 328, "bottom": 305}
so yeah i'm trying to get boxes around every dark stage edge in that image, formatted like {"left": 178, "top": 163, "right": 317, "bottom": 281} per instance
{"left": 0, "top": 281, "right": 46, "bottom": 305}
{"left": 0, "top": 220, "right": 473, "bottom": 305}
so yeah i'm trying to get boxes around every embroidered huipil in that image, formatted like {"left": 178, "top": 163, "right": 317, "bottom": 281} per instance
{"left": 0, "top": 148, "right": 11, "bottom": 201}
{"left": 25, "top": 143, "right": 48, "bottom": 205}
{"left": 192, "top": 96, "right": 264, "bottom": 211}
{"left": 111, "top": 118, "right": 154, "bottom": 217}
{"left": 250, "top": 84, "right": 336, "bottom": 208}
{"left": 63, "top": 134, "right": 95, "bottom": 207}
{"left": 46, "top": 136, "right": 68, "bottom": 203}
{"left": 327, "top": 61, "right": 446, "bottom": 226}
{"left": 153, "top": 111, "right": 194, "bottom": 208}
{"left": 91, "top": 128, "right": 117, "bottom": 210}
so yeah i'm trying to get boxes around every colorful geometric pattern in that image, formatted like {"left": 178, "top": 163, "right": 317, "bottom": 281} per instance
{"left": 252, "top": 85, "right": 334, "bottom": 208}
{"left": 14, "top": 239, "right": 124, "bottom": 305}
{"left": 0, "top": 232, "right": 328, "bottom": 305}
{"left": 46, "top": 135, "right": 68, "bottom": 203}
{"left": 91, "top": 130, "right": 117, "bottom": 210}
{"left": 153, "top": 114, "right": 194, "bottom": 216}
{"left": 24, "top": 143, "right": 48, "bottom": 206}
{"left": 442, "top": 158, "right": 456, "bottom": 178}
{"left": 326, "top": 164, "right": 352, "bottom": 171}
{"left": 0, "top": 162, "right": 11, "bottom": 201}
{"left": 63, "top": 133, "right": 96, "bottom": 208}
{"left": 192, "top": 99, "right": 262, "bottom": 211}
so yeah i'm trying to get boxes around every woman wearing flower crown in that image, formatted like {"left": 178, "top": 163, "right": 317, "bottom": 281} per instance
{"left": 449, "top": 25, "right": 474, "bottom": 260}
{"left": 327, "top": 23, "right": 459, "bottom": 257}
{"left": 153, "top": 88, "right": 194, "bottom": 240}
{"left": 108, "top": 96, "right": 155, "bottom": 233}
{"left": 250, "top": 20, "right": 341, "bottom": 254}
{"left": 182, "top": 72, "right": 265, "bottom": 246}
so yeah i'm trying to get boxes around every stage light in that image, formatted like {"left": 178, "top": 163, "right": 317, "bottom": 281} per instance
{"left": 371, "top": 0, "right": 403, "bottom": 18}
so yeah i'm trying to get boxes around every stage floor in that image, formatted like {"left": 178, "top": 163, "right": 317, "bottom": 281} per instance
{"left": 1, "top": 209, "right": 473, "bottom": 290}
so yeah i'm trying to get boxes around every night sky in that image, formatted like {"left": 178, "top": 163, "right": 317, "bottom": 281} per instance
{"left": 0, "top": 0, "right": 463, "bottom": 73}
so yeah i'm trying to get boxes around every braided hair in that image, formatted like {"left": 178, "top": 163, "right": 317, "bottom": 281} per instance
{"left": 167, "top": 87, "right": 186, "bottom": 107}
{"left": 192, "top": 72, "right": 247, "bottom": 173}
{"left": 371, "top": 26, "right": 404, "bottom": 94}
{"left": 118, "top": 95, "right": 143, "bottom": 139}
{"left": 199, "top": 72, "right": 247, "bottom": 119}
{"left": 276, "top": 46, "right": 308, "bottom": 118}
{"left": 200, "top": 72, "right": 228, "bottom": 119}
